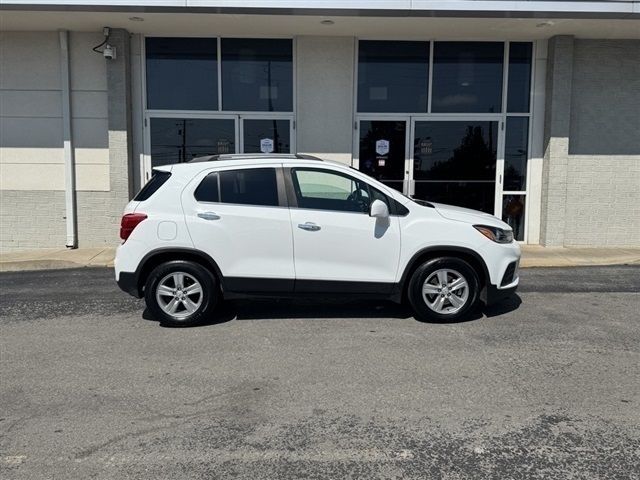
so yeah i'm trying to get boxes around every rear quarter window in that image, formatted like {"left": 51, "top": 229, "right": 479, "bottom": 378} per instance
{"left": 134, "top": 170, "right": 171, "bottom": 201}
{"left": 194, "top": 172, "right": 220, "bottom": 203}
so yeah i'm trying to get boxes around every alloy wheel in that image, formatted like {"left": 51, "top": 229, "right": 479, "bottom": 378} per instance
{"left": 155, "top": 272, "right": 203, "bottom": 319}
{"left": 421, "top": 268, "right": 469, "bottom": 315}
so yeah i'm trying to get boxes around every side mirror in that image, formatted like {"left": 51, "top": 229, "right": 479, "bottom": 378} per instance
{"left": 370, "top": 199, "right": 389, "bottom": 218}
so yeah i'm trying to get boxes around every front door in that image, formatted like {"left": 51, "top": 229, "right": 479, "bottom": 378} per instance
{"left": 287, "top": 166, "right": 401, "bottom": 288}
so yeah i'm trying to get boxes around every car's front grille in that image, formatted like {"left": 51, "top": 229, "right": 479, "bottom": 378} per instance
{"left": 501, "top": 261, "right": 518, "bottom": 286}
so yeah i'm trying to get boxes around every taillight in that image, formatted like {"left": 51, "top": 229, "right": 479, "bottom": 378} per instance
{"left": 120, "top": 213, "right": 147, "bottom": 241}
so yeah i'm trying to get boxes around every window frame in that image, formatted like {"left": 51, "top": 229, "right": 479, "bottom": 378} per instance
{"left": 141, "top": 36, "right": 296, "bottom": 183}
{"left": 353, "top": 38, "right": 536, "bottom": 242}
{"left": 193, "top": 165, "right": 289, "bottom": 208}
{"left": 285, "top": 166, "right": 404, "bottom": 216}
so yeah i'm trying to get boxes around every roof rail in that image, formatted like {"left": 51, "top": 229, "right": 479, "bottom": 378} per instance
{"left": 188, "top": 153, "right": 323, "bottom": 163}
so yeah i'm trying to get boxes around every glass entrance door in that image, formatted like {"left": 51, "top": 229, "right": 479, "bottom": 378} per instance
{"left": 148, "top": 116, "right": 238, "bottom": 168}
{"left": 357, "top": 119, "right": 408, "bottom": 194}
{"left": 410, "top": 119, "right": 500, "bottom": 215}
{"left": 240, "top": 118, "right": 292, "bottom": 154}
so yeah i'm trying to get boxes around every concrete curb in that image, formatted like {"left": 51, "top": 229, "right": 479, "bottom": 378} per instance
{"left": 1, "top": 247, "right": 639, "bottom": 273}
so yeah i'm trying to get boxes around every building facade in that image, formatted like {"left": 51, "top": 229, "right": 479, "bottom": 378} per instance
{"left": 1, "top": 1, "right": 639, "bottom": 251}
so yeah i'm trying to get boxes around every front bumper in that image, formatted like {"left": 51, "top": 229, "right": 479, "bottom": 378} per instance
{"left": 485, "top": 281, "right": 518, "bottom": 305}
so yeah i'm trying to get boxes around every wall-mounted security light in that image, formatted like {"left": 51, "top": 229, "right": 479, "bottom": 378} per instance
{"left": 92, "top": 26, "right": 116, "bottom": 60}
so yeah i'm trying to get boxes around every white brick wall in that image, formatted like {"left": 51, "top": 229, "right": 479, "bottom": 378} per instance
{"left": 541, "top": 37, "right": 640, "bottom": 247}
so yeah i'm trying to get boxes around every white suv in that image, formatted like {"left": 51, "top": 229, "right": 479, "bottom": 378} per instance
{"left": 115, "top": 154, "right": 520, "bottom": 327}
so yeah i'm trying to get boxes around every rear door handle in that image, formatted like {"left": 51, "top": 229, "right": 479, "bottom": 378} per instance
{"left": 197, "top": 211, "right": 221, "bottom": 221}
{"left": 298, "top": 222, "right": 321, "bottom": 232}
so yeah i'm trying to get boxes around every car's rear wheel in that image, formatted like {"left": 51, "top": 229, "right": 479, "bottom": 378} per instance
{"left": 144, "top": 260, "right": 218, "bottom": 327}
{"left": 407, "top": 257, "right": 479, "bottom": 322}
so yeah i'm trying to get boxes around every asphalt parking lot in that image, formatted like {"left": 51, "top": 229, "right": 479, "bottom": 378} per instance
{"left": 1, "top": 266, "right": 639, "bottom": 479}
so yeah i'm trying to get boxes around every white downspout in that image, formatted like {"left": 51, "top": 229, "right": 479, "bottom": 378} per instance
{"left": 59, "top": 30, "right": 77, "bottom": 248}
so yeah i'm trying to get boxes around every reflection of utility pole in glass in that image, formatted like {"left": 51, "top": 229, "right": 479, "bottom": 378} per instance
{"left": 265, "top": 60, "right": 280, "bottom": 152}
{"left": 180, "top": 119, "right": 187, "bottom": 163}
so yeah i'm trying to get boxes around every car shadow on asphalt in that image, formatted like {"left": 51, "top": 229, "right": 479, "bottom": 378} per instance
{"left": 142, "top": 294, "right": 522, "bottom": 328}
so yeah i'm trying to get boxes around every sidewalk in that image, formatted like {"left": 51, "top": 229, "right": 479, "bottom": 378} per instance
{"left": 1, "top": 245, "right": 639, "bottom": 272}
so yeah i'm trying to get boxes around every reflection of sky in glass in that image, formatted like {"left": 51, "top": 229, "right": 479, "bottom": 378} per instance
{"left": 358, "top": 41, "right": 429, "bottom": 113}
{"left": 507, "top": 43, "right": 533, "bottom": 113}
{"left": 432, "top": 42, "right": 504, "bottom": 113}
{"left": 222, "top": 39, "right": 293, "bottom": 112}
{"left": 146, "top": 38, "right": 218, "bottom": 110}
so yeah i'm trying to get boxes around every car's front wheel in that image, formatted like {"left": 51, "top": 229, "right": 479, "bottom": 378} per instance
{"left": 407, "top": 257, "right": 479, "bottom": 322}
{"left": 144, "top": 260, "right": 218, "bottom": 327}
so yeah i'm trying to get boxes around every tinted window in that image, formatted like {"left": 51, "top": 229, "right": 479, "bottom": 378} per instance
{"left": 134, "top": 170, "right": 171, "bottom": 201}
{"left": 293, "top": 169, "right": 372, "bottom": 213}
{"left": 146, "top": 38, "right": 218, "bottom": 110}
{"left": 243, "top": 119, "right": 291, "bottom": 153}
{"left": 221, "top": 39, "right": 293, "bottom": 112}
{"left": 219, "top": 168, "right": 279, "bottom": 206}
{"left": 358, "top": 41, "right": 429, "bottom": 113}
{"left": 504, "top": 117, "right": 529, "bottom": 191}
{"left": 432, "top": 42, "right": 504, "bottom": 113}
{"left": 150, "top": 118, "right": 236, "bottom": 167}
{"left": 507, "top": 42, "right": 533, "bottom": 113}
{"left": 194, "top": 173, "right": 220, "bottom": 202}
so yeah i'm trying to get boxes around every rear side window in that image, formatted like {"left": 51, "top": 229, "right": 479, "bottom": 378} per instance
{"left": 220, "top": 168, "right": 279, "bottom": 206}
{"left": 194, "top": 172, "right": 219, "bottom": 202}
{"left": 134, "top": 170, "right": 171, "bottom": 201}
{"left": 194, "top": 168, "right": 279, "bottom": 206}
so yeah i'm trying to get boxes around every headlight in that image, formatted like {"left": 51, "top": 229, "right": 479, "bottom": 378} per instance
{"left": 473, "top": 225, "right": 514, "bottom": 243}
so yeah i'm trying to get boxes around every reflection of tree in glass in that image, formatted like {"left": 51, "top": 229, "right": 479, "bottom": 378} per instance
{"left": 415, "top": 125, "right": 496, "bottom": 180}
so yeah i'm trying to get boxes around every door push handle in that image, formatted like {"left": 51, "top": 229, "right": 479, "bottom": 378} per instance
{"left": 298, "top": 222, "right": 321, "bottom": 232}
{"left": 197, "top": 211, "right": 221, "bottom": 221}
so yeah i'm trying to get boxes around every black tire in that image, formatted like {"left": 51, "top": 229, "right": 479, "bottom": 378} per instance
{"left": 407, "top": 257, "right": 479, "bottom": 323}
{"left": 144, "top": 260, "right": 218, "bottom": 327}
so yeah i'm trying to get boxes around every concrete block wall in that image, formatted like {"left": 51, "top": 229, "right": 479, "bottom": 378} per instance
{"left": 540, "top": 37, "right": 640, "bottom": 247}
{"left": 296, "top": 36, "right": 355, "bottom": 165}
{"left": 1, "top": 30, "right": 132, "bottom": 251}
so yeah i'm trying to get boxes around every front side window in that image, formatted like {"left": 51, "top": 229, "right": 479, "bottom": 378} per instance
{"left": 292, "top": 169, "right": 382, "bottom": 213}
{"left": 219, "top": 168, "right": 279, "bottom": 207}
{"left": 221, "top": 38, "right": 293, "bottom": 112}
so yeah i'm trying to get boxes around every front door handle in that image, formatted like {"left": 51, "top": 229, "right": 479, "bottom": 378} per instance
{"left": 197, "top": 211, "right": 221, "bottom": 221}
{"left": 298, "top": 222, "right": 321, "bottom": 232}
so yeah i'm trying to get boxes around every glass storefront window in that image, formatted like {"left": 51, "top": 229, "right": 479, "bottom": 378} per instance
{"left": 150, "top": 118, "right": 236, "bottom": 166}
{"left": 504, "top": 117, "right": 529, "bottom": 191}
{"left": 242, "top": 119, "right": 291, "bottom": 153}
{"left": 507, "top": 42, "right": 533, "bottom": 113}
{"left": 221, "top": 38, "right": 293, "bottom": 112}
{"left": 412, "top": 121, "right": 498, "bottom": 214}
{"left": 413, "top": 121, "right": 498, "bottom": 181}
{"left": 503, "top": 195, "right": 526, "bottom": 241}
{"left": 431, "top": 42, "right": 504, "bottom": 113}
{"left": 357, "top": 41, "right": 429, "bottom": 113}
{"left": 146, "top": 38, "right": 218, "bottom": 111}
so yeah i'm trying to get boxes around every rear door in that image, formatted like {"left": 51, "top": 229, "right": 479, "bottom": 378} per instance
{"left": 181, "top": 165, "right": 295, "bottom": 290}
